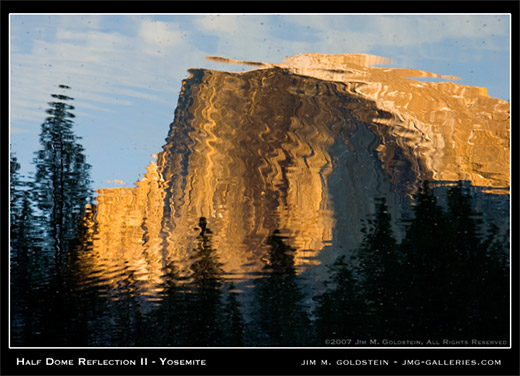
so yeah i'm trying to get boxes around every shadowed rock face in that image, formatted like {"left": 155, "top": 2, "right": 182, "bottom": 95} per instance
{"left": 83, "top": 54, "right": 510, "bottom": 299}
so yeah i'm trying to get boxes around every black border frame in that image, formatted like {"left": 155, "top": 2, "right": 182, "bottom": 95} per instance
{"left": 3, "top": 2, "right": 518, "bottom": 375}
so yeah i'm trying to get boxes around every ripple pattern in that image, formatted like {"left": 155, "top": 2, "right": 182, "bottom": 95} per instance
{"left": 82, "top": 54, "right": 510, "bottom": 302}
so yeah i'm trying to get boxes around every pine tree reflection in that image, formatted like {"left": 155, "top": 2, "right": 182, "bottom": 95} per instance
{"left": 313, "top": 255, "right": 366, "bottom": 345}
{"left": 11, "top": 163, "right": 509, "bottom": 347}
{"left": 10, "top": 86, "right": 93, "bottom": 346}
{"left": 222, "top": 283, "right": 247, "bottom": 346}
{"left": 32, "top": 86, "right": 92, "bottom": 265}
{"left": 154, "top": 260, "right": 184, "bottom": 346}
{"left": 183, "top": 217, "right": 225, "bottom": 346}
{"left": 252, "top": 230, "right": 312, "bottom": 346}
{"left": 355, "top": 197, "right": 403, "bottom": 338}
{"left": 314, "top": 181, "right": 510, "bottom": 345}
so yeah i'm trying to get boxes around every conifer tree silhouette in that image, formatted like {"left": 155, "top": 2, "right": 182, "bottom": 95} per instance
{"left": 184, "top": 217, "right": 224, "bottom": 346}
{"left": 154, "top": 260, "right": 186, "bottom": 346}
{"left": 443, "top": 182, "right": 509, "bottom": 339}
{"left": 11, "top": 85, "right": 93, "bottom": 346}
{"left": 398, "top": 181, "right": 509, "bottom": 341}
{"left": 10, "top": 153, "right": 48, "bottom": 346}
{"left": 253, "top": 230, "right": 311, "bottom": 346}
{"left": 10, "top": 153, "right": 39, "bottom": 265}
{"left": 355, "top": 197, "right": 403, "bottom": 338}
{"left": 398, "top": 181, "right": 453, "bottom": 339}
{"left": 32, "top": 85, "right": 91, "bottom": 265}
{"left": 10, "top": 152, "right": 22, "bottom": 229}
{"left": 313, "top": 182, "right": 509, "bottom": 345}
{"left": 222, "top": 283, "right": 247, "bottom": 346}
{"left": 313, "top": 255, "right": 366, "bottom": 345}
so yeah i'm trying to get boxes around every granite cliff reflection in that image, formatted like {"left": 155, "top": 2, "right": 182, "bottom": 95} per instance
{"left": 83, "top": 53, "right": 510, "bottom": 303}
{"left": 210, "top": 53, "right": 510, "bottom": 190}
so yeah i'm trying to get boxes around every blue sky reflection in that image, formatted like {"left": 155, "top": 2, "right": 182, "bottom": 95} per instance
{"left": 9, "top": 14, "right": 511, "bottom": 190}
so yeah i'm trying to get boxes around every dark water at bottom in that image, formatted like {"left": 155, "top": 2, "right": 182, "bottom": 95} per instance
{"left": 10, "top": 181, "right": 509, "bottom": 347}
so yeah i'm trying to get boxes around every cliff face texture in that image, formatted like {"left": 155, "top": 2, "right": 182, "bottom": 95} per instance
{"left": 83, "top": 54, "right": 510, "bottom": 298}
{"left": 211, "top": 53, "right": 510, "bottom": 190}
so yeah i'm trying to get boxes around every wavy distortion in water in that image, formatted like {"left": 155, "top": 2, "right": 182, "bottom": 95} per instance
{"left": 11, "top": 54, "right": 509, "bottom": 347}
{"left": 83, "top": 54, "right": 509, "bottom": 301}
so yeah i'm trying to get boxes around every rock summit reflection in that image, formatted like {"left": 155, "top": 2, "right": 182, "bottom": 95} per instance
{"left": 209, "top": 53, "right": 510, "bottom": 190}
{"left": 85, "top": 53, "right": 510, "bottom": 300}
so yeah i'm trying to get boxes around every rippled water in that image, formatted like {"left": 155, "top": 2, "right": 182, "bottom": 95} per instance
{"left": 10, "top": 54, "right": 510, "bottom": 347}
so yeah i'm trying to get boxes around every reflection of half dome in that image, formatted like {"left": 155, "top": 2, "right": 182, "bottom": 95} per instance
{"left": 83, "top": 53, "right": 510, "bottom": 302}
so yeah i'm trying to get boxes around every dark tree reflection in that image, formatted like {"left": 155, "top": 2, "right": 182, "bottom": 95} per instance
{"left": 252, "top": 230, "right": 312, "bottom": 346}
{"left": 222, "top": 283, "right": 247, "bottom": 346}
{"left": 32, "top": 85, "right": 91, "bottom": 264}
{"left": 314, "top": 181, "right": 510, "bottom": 345}
{"left": 183, "top": 217, "right": 225, "bottom": 346}
{"left": 10, "top": 154, "right": 44, "bottom": 344}
{"left": 154, "top": 260, "right": 184, "bottom": 346}
{"left": 10, "top": 85, "right": 93, "bottom": 346}
{"left": 11, "top": 134, "right": 509, "bottom": 350}
{"left": 355, "top": 197, "right": 404, "bottom": 338}
{"left": 313, "top": 255, "right": 366, "bottom": 345}
{"left": 399, "top": 181, "right": 456, "bottom": 340}
{"left": 10, "top": 152, "right": 22, "bottom": 228}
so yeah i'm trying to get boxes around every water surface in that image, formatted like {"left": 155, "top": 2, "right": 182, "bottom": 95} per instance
{"left": 10, "top": 54, "right": 510, "bottom": 347}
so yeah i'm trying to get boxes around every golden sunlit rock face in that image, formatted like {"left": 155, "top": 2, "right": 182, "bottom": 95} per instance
{"left": 84, "top": 54, "right": 510, "bottom": 297}
{"left": 210, "top": 53, "right": 510, "bottom": 190}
